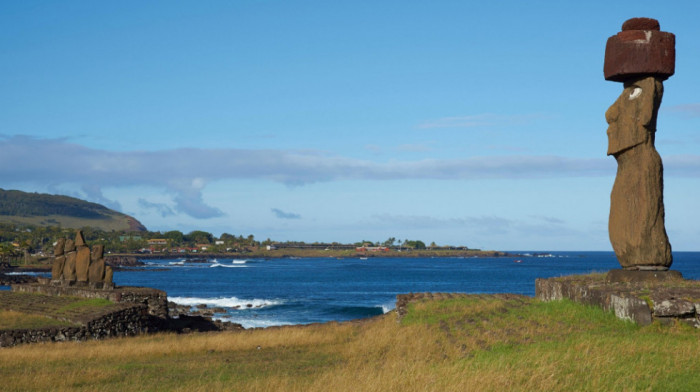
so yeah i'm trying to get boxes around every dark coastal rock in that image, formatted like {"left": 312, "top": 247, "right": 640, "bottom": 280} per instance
{"left": 0, "top": 272, "right": 38, "bottom": 285}
{"left": 105, "top": 256, "right": 144, "bottom": 267}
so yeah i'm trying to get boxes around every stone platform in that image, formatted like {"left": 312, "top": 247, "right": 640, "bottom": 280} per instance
{"left": 11, "top": 283, "right": 169, "bottom": 319}
{"left": 536, "top": 272, "right": 700, "bottom": 327}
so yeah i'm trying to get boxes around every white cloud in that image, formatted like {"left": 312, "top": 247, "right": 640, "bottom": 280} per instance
{"left": 3, "top": 135, "right": 700, "bottom": 219}
{"left": 138, "top": 198, "right": 176, "bottom": 217}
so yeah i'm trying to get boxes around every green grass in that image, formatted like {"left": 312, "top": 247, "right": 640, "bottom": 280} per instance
{"left": 0, "top": 310, "right": 78, "bottom": 330}
{"left": 55, "top": 298, "right": 113, "bottom": 313}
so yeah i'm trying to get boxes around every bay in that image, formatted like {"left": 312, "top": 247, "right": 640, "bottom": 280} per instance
{"left": 110, "top": 251, "right": 700, "bottom": 328}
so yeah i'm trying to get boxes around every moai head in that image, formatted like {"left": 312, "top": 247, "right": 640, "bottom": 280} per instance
{"left": 605, "top": 76, "right": 663, "bottom": 156}
{"left": 91, "top": 244, "right": 105, "bottom": 261}
{"left": 64, "top": 239, "right": 76, "bottom": 253}
{"left": 54, "top": 238, "right": 66, "bottom": 257}
{"left": 604, "top": 18, "right": 675, "bottom": 156}
{"left": 75, "top": 230, "right": 87, "bottom": 247}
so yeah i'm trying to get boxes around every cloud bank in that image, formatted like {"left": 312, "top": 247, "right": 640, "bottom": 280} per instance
{"left": 2, "top": 135, "right": 699, "bottom": 219}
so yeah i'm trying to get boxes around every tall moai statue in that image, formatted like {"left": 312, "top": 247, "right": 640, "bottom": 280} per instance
{"left": 604, "top": 18, "right": 674, "bottom": 271}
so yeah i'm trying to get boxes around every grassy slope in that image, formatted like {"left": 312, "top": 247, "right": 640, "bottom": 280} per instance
{"left": 1, "top": 214, "right": 138, "bottom": 232}
{"left": 1, "top": 295, "right": 698, "bottom": 391}
{"left": 0, "top": 188, "right": 145, "bottom": 231}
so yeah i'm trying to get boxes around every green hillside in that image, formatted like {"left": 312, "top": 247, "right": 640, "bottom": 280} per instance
{"left": 0, "top": 189, "right": 146, "bottom": 232}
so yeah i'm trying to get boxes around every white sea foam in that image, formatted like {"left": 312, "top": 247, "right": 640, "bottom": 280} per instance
{"left": 210, "top": 263, "right": 246, "bottom": 268}
{"left": 231, "top": 259, "right": 248, "bottom": 264}
{"left": 169, "top": 296, "right": 283, "bottom": 309}
{"left": 4, "top": 272, "right": 47, "bottom": 276}
{"left": 169, "top": 261, "right": 185, "bottom": 265}
{"left": 215, "top": 315, "right": 294, "bottom": 329}
{"left": 381, "top": 303, "right": 395, "bottom": 314}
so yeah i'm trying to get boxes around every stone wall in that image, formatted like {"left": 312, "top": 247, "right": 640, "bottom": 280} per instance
{"left": 0, "top": 303, "right": 155, "bottom": 347}
{"left": 536, "top": 274, "right": 700, "bottom": 327}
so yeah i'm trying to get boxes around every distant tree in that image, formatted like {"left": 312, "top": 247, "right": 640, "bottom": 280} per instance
{"left": 219, "top": 233, "right": 237, "bottom": 243}
{"left": 163, "top": 230, "right": 185, "bottom": 244}
{"left": 185, "top": 230, "right": 213, "bottom": 244}
{"left": 404, "top": 240, "right": 426, "bottom": 250}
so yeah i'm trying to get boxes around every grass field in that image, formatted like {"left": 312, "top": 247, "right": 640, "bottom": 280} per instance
{"left": 1, "top": 295, "right": 698, "bottom": 391}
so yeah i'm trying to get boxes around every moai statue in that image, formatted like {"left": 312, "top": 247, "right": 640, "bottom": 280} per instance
{"left": 62, "top": 238, "right": 77, "bottom": 282}
{"left": 104, "top": 266, "right": 114, "bottom": 289}
{"left": 51, "top": 238, "right": 66, "bottom": 282}
{"left": 604, "top": 18, "right": 674, "bottom": 271}
{"left": 88, "top": 244, "right": 106, "bottom": 286}
{"left": 74, "top": 231, "right": 91, "bottom": 283}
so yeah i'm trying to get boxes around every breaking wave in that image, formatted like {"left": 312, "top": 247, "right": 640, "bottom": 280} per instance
{"left": 169, "top": 296, "right": 283, "bottom": 309}
{"left": 210, "top": 262, "right": 246, "bottom": 268}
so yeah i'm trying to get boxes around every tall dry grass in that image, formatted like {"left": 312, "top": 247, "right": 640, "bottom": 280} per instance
{"left": 1, "top": 296, "right": 699, "bottom": 391}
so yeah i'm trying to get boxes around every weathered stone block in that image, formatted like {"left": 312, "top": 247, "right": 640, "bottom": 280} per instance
{"left": 610, "top": 293, "right": 652, "bottom": 325}
{"left": 606, "top": 269, "right": 683, "bottom": 283}
{"left": 652, "top": 298, "right": 695, "bottom": 317}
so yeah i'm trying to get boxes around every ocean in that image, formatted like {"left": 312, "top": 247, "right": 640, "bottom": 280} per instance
{"left": 4, "top": 252, "right": 700, "bottom": 328}
{"left": 119, "top": 251, "right": 700, "bottom": 328}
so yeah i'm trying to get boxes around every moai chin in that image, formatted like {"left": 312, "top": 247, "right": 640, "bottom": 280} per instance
{"left": 604, "top": 18, "right": 673, "bottom": 270}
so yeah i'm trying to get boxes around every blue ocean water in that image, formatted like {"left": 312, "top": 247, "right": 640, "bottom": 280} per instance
{"left": 4, "top": 252, "right": 700, "bottom": 328}
{"left": 110, "top": 251, "right": 700, "bottom": 328}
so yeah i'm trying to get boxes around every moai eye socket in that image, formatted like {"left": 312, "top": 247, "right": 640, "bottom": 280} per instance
{"left": 629, "top": 87, "right": 642, "bottom": 100}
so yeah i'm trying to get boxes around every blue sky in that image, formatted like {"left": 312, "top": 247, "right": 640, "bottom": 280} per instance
{"left": 2, "top": 1, "right": 700, "bottom": 250}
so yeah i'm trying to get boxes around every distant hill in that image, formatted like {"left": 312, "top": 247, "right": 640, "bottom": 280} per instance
{"left": 0, "top": 189, "right": 146, "bottom": 232}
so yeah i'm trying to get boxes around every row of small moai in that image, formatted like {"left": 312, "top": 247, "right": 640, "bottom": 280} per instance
{"left": 51, "top": 230, "right": 114, "bottom": 289}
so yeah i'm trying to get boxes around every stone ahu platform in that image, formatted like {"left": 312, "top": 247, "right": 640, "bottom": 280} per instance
{"left": 11, "top": 282, "right": 169, "bottom": 319}
{"left": 536, "top": 271, "right": 700, "bottom": 327}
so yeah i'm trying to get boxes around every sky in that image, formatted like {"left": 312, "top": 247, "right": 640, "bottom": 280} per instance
{"left": 2, "top": 1, "right": 700, "bottom": 251}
